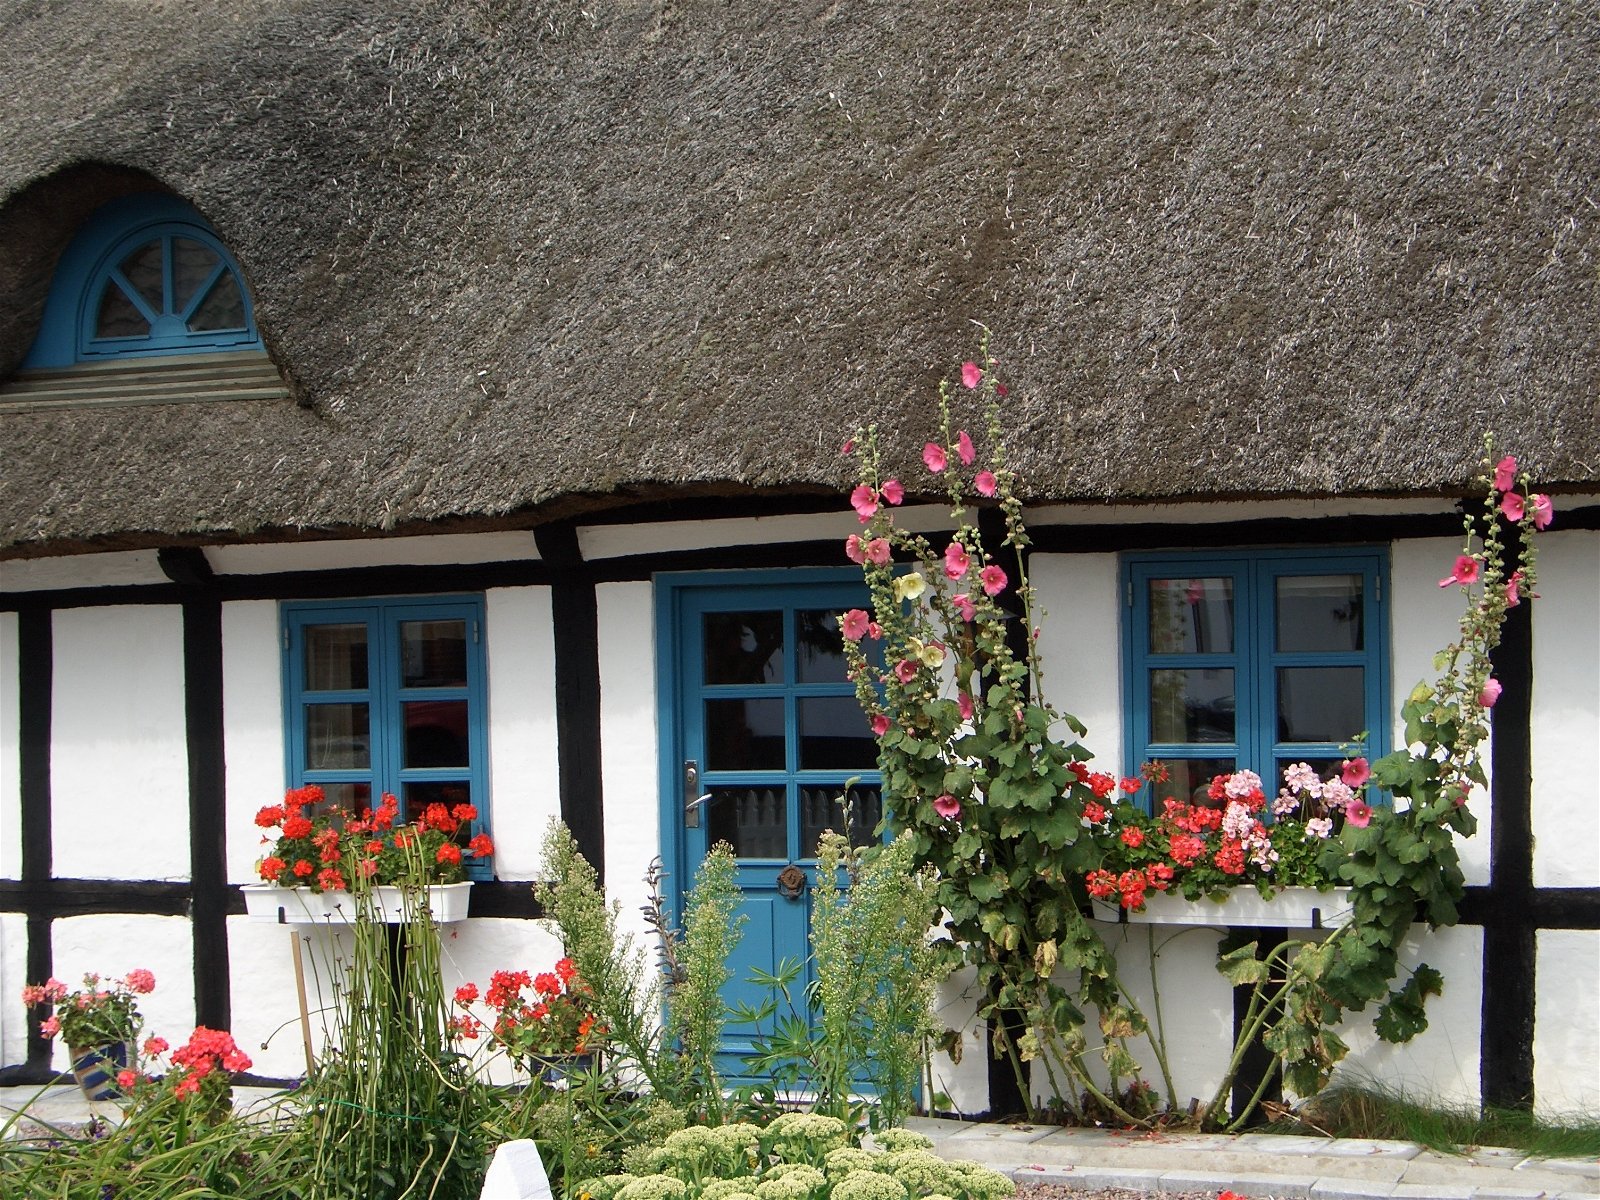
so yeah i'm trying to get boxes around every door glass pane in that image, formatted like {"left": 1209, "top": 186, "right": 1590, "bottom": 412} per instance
{"left": 705, "top": 785, "right": 788, "bottom": 859}
{"left": 1148, "top": 577, "right": 1233, "bottom": 654}
{"left": 401, "top": 620, "right": 467, "bottom": 687}
{"left": 404, "top": 700, "right": 469, "bottom": 767}
{"left": 1277, "top": 575, "right": 1363, "bottom": 652}
{"left": 402, "top": 780, "right": 473, "bottom": 829}
{"left": 1278, "top": 667, "right": 1364, "bottom": 743}
{"left": 305, "top": 624, "right": 368, "bottom": 690}
{"left": 797, "top": 696, "right": 876, "bottom": 770}
{"left": 1150, "top": 668, "right": 1235, "bottom": 742}
{"left": 118, "top": 240, "right": 165, "bottom": 311}
{"left": 188, "top": 271, "right": 246, "bottom": 332}
{"left": 795, "top": 610, "right": 850, "bottom": 683}
{"left": 704, "top": 612, "right": 784, "bottom": 684}
{"left": 704, "top": 698, "right": 786, "bottom": 770}
{"left": 306, "top": 703, "right": 369, "bottom": 769}
{"left": 1146, "top": 757, "right": 1235, "bottom": 810}
{"left": 171, "top": 238, "right": 220, "bottom": 311}
{"left": 94, "top": 280, "right": 149, "bottom": 339}
{"left": 802, "top": 784, "right": 882, "bottom": 853}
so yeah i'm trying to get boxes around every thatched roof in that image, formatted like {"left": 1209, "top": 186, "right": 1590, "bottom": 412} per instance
{"left": 2, "top": 1, "right": 1596, "bottom": 556}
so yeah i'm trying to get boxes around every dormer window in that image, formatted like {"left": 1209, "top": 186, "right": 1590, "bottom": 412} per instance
{"left": 83, "top": 224, "right": 254, "bottom": 357}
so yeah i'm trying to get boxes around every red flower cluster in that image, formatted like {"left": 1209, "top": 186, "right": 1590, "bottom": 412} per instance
{"left": 167, "top": 1026, "right": 252, "bottom": 1099}
{"left": 457, "top": 958, "right": 602, "bottom": 1070}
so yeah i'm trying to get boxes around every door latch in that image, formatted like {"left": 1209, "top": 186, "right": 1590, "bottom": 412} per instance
{"left": 683, "top": 761, "right": 709, "bottom": 828}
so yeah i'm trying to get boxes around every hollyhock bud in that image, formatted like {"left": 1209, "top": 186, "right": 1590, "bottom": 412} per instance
{"left": 1479, "top": 678, "right": 1502, "bottom": 708}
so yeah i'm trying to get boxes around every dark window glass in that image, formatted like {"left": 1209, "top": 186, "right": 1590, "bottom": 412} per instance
{"left": 404, "top": 700, "right": 469, "bottom": 768}
{"left": 795, "top": 610, "right": 850, "bottom": 683}
{"left": 705, "top": 785, "right": 788, "bottom": 859}
{"left": 1149, "top": 577, "right": 1234, "bottom": 654}
{"left": 802, "top": 784, "right": 882, "bottom": 853}
{"left": 119, "top": 241, "right": 165, "bottom": 311}
{"left": 704, "top": 612, "right": 784, "bottom": 684}
{"left": 704, "top": 698, "right": 786, "bottom": 770}
{"left": 1147, "top": 757, "right": 1236, "bottom": 810}
{"left": 1150, "top": 668, "right": 1235, "bottom": 743}
{"left": 1277, "top": 575, "right": 1363, "bottom": 653}
{"left": 306, "top": 703, "right": 370, "bottom": 769}
{"left": 171, "top": 238, "right": 220, "bottom": 311}
{"left": 95, "top": 281, "right": 149, "bottom": 339}
{"left": 400, "top": 619, "right": 468, "bottom": 688}
{"left": 305, "top": 624, "right": 369, "bottom": 690}
{"left": 188, "top": 271, "right": 246, "bottom": 332}
{"left": 797, "top": 696, "right": 876, "bottom": 770}
{"left": 1277, "top": 667, "right": 1365, "bottom": 743}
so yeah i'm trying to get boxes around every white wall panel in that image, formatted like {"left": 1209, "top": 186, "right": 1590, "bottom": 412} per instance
{"left": 2, "top": 551, "right": 168, "bottom": 591}
{"left": 1030, "top": 553, "right": 1122, "bottom": 771}
{"left": 596, "top": 582, "right": 660, "bottom": 942}
{"left": 927, "top": 964, "right": 991, "bottom": 1116}
{"left": 206, "top": 531, "right": 539, "bottom": 574}
{"left": 486, "top": 586, "right": 560, "bottom": 880}
{"left": 1533, "top": 929, "right": 1600, "bottom": 1121}
{"left": 0, "top": 611, "right": 20, "bottom": 881}
{"left": 1530, "top": 531, "right": 1600, "bottom": 888}
{"left": 223, "top": 600, "right": 285, "bottom": 883}
{"left": 1391, "top": 539, "right": 1493, "bottom": 886}
{"left": 52, "top": 606, "right": 188, "bottom": 880}
{"left": 1, "top": 913, "right": 27, "bottom": 1068}
{"left": 50, "top": 915, "right": 193, "bottom": 1069}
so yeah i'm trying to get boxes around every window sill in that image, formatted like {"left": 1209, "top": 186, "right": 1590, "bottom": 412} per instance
{"left": 241, "top": 881, "right": 473, "bottom": 924}
{"left": 1091, "top": 885, "right": 1352, "bottom": 930}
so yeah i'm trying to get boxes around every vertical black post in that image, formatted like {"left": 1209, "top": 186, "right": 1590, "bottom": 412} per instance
{"left": 1480, "top": 582, "right": 1535, "bottom": 1109}
{"left": 183, "top": 596, "right": 231, "bottom": 1033}
{"left": 17, "top": 608, "right": 53, "bottom": 1077}
{"left": 535, "top": 525, "right": 606, "bottom": 878}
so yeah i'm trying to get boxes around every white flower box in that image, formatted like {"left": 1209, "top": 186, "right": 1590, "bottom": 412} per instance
{"left": 1092, "top": 885, "right": 1352, "bottom": 930}
{"left": 241, "top": 882, "right": 473, "bottom": 925}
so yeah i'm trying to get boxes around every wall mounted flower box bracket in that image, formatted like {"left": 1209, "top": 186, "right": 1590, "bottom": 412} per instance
{"left": 241, "top": 882, "right": 472, "bottom": 924}
{"left": 1092, "top": 885, "right": 1353, "bottom": 930}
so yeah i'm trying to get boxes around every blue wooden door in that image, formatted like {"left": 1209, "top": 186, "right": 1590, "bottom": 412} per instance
{"left": 660, "top": 572, "right": 881, "bottom": 1082}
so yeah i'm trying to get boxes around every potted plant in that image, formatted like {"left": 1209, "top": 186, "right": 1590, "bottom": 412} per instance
{"left": 20, "top": 969, "right": 155, "bottom": 1099}
{"left": 243, "top": 786, "right": 493, "bottom": 923}
{"left": 451, "top": 958, "right": 605, "bottom": 1082}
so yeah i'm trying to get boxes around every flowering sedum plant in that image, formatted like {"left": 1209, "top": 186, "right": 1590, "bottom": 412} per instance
{"left": 21, "top": 968, "right": 154, "bottom": 1049}
{"left": 253, "top": 784, "right": 493, "bottom": 889}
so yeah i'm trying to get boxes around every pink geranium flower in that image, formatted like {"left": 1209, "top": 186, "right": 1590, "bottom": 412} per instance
{"left": 850, "top": 485, "right": 878, "bottom": 522}
{"left": 961, "top": 361, "right": 982, "bottom": 389}
{"left": 974, "top": 470, "right": 998, "bottom": 497}
{"left": 933, "top": 793, "right": 962, "bottom": 819}
{"left": 123, "top": 969, "right": 156, "bottom": 995}
{"left": 923, "top": 443, "right": 947, "bottom": 473}
{"left": 956, "top": 430, "right": 975, "bottom": 466}
{"left": 844, "top": 535, "right": 866, "bottom": 565}
{"left": 952, "top": 592, "right": 976, "bottom": 621}
{"left": 1438, "top": 555, "right": 1480, "bottom": 588}
{"left": 881, "top": 479, "right": 904, "bottom": 505}
{"left": 840, "top": 609, "right": 871, "bottom": 641}
{"left": 893, "top": 659, "right": 918, "bottom": 684}
{"left": 1493, "top": 454, "right": 1518, "bottom": 491}
{"left": 864, "top": 537, "right": 892, "bottom": 565}
{"left": 944, "top": 541, "right": 971, "bottom": 580}
{"left": 1500, "top": 492, "right": 1525, "bottom": 522}
{"left": 980, "top": 564, "right": 1008, "bottom": 596}
{"left": 1340, "top": 757, "right": 1370, "bottom": 787}
{"left": 1479, "top": 678, "right": 1502, "bottom": 708}
{"left": 1344, "top": 801, "right": 1373, "bottom": 829}
{"left": 1530, "top": 494, "right": 1554, "bottom": 530}
{"left": 870, "top": 714, "right": 890, "bottom": 736}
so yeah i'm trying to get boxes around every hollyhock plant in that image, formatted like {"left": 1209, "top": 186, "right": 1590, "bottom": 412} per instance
{"left": 1438, "top": 554, "right": 1480, "bottom": 588}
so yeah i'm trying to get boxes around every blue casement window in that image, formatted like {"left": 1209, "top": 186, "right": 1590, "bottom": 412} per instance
{"left": 22, "top": 193, "right": 262, "bottom": 368}
{"left": 282, "top": 596, "right": 492, "bottom": 878}
{"left": 1123, "top": 549, "right": 1388, "bottom": 809}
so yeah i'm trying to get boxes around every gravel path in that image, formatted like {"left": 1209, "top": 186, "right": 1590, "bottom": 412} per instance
{"left": 1018, "top": 1181, "right": 1227, "bottom": 1200}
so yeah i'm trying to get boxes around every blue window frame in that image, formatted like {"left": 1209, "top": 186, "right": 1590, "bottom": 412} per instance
{"left": 1123, "top": 549, "right": 1388, "bottom": 809}
{"left": 22, "top": 193, "right": 263, "bottom": 368}
{"left": 282, "top": 596, "right": 492, "bottom": 878}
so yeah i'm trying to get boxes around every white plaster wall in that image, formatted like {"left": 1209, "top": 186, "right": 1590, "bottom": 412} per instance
{"left": 579, "top": 506, "right": 954, "bottom": 561}
{"left": 926, "top": 963, "right": 992, "bottom": 1117}
{"left": 52, "top": 606, "right": 189, "bottom": 880}
{"left": 205, "top": 531, "right": 539, "bottom": 575}
{"left": 486, "top": 586, "right": 561, "bottom": 880}
{"left": 1331, "top": 924, "right": 1483, "bottom": 1107}
{"left": 1530, "top": 531, "right": 1600, "bottom": 888}
{"left": 1, "top": 550, "right": 169, "bottom": 591}
{"left": 1030, "top": 553, "right": 1123, "bottom": 770}
{"left": 596, "top": 582, "right": 660, "bottom": 942}
{"left": 0, "top": 610, "right": 19, "bottom": 881}
{"left": 1391, "top": 538, "right": 1492, "bottom": 886}
{"left": 50, "top": 915, "right": 193, "bottom": 1068}
{"left": 439, "top": 917, "right": 567, "bottom": 1085}
{"left": 223, "top": 601, "right": 285, "bottom": 882}
{"left": 1, "top": 913, "right": 27, "bottom": 1067}
{"left": 1533, "top": 929, "right": 1600, "bottom": 1121}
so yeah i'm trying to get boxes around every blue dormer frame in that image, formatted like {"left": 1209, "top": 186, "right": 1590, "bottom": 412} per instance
{"left": 22, "top": 193, "right": 263, "bottom": 368}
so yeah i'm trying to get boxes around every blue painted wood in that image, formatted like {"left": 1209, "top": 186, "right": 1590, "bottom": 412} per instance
{"left": 281, "top": 595, "right": 492, "bottom": 879}
{"left": 22, "top": 193, "right": 262, "bottom": 368}
{"left": 1123, "top": 548, "right": 1389, "bottom": 805}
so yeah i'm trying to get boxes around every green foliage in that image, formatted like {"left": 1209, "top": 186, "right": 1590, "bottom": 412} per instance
{"left": 664, "top": 841, "right": 745, "bottom": 1120}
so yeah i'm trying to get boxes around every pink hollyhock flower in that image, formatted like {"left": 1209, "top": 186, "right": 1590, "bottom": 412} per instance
{"left": 1340, "top": 757, "right": 1370, "bottom": 787}
{"left": 933, "top": 793, "right": 962, "bottom": 819}
{"left": 1506, "top": 569, "right": 1524, "bottom": 607}
{"left": 1344, "top": 801, "right": 1373, "bottom": 829}
{"left": 893, "top": 659, "right": 918, "bottom": 684}
{"left": 974, "top": 470, "right": 998, "bottom": 497}
{"left": 1500, "top": 492, "right": 1525, "bottom": 522}
{"left": 841, "top": 438, "right": 855, "bottom": 456}
{"left": 1531, "top": 493, "right": 1554, "bottom": 530}
{"left": 958, "top": 692, "right": 974, "bottom": 721}
{"left": 923, "top": 442, "right": 947, "bottom": 473}
{"left": 944, "top": 541, "right": 971, "bottom": 580}
{"left": 952, "top": 592, "right": 976, "bottom": 621}
{"left": 1479, "top": 677, "right": 1502, "bottom": 708}
{"left": 840, "top": 609, "right": 871, "bottom": 641}
{"left": 870, "top": 714, "right": 890, "bottom": 736}
{"left": 1438, "top": 555, "right": 1480, "bottom": 588}
{"left": 844, "top": 535, "right": 866, "bottom": 565}
{"left": 865, "top": 537, "right": 892, "bottom": 565}
{"left": 881, "top": 478, "right": 904, "bottom": 505}
{"left": 867, "top": 621, "right": 882, "bottom": 639}
{"left": 980, "top": 564, "right": 1008, "bottom": 596}
{"left": 850, "top": 485, "right": 878, "bottom": 522}
{"left": 956, "top": 430, "right": 975, "bottom": 466}
{"left": 1494, "top": 454, "right": 1518, "bottom": 491}
{"left": 961, "top": 361, "right": 982, "bottom": 389}
{"left": 995, "top": 382, "right": 1008, "bottom": 397}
